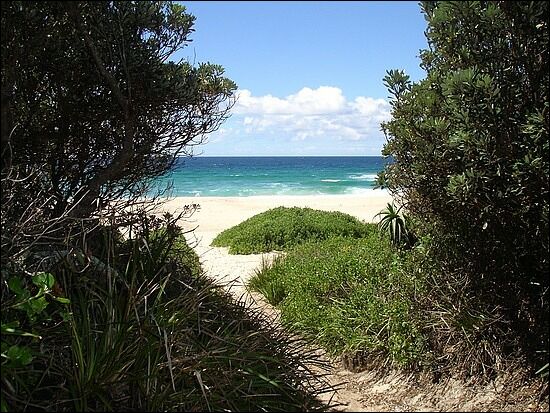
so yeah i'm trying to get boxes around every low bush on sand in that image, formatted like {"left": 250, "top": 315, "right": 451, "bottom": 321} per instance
{"left": 211, "top": 206, "right": 371, "bottom": 254}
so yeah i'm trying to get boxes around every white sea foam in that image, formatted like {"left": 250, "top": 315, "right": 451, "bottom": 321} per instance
{"left": 348, "top": 174, "right": 378, "bottom": 180}
{"left": 321, "top": 179, "right": 341, "bottom": 183}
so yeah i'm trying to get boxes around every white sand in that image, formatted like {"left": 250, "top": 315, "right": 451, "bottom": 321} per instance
{"left": 160, "top": 190, "right": 393, "bottom": 298}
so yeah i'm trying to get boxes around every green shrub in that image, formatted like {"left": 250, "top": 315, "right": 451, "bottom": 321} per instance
{"left": 379, "top": 1, "right": 549, "bottom": 374}
{"left": 1, "top": 216, "right": 334, "bottom": 412}
{"left": 248, "top": 235, "right": 427, "bottom": 368}
{"left": 212, "top": 206, "right": 372, "bottom": 254}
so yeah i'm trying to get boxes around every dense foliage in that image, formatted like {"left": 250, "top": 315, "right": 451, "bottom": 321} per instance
{"left": 1, "top": 1, "right": 236, "bottom": 218}
{"left": 1, "top": 2, "right": 334, "bottom": 410}
{"left": 379, "top": 1, "right": 548, "bottom": 372}
{"left": 211, "top": 206, "right": 371, "bottom": 254}
{"left": 1, "top": 216, "right": 333, "bottom": 411}
{"left": 249, "top": 234, "right": 427, "bottom": 369}
{"left": 219, "top": 208, "right": 428, "bottom": 368}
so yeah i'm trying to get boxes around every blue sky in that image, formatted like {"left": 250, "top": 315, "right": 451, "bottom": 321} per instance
{"left": 173, "top": 1, "right": 428, "bottom": 156}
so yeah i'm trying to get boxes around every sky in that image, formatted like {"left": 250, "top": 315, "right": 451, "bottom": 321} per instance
{"left": 173, "top": 1, "right": 429, "bottom": 156}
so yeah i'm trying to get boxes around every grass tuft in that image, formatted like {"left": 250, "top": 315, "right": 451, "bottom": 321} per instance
{"left": 1, "top": 216, "right": 336, "bottom": 412}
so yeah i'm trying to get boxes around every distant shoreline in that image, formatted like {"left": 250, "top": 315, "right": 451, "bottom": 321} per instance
{"left": 160, "top": 193, "right": 394, "bottom": 241}
{"left": 177, "top": 155, "right": 389, "bottom": 158}
{"left": 160, "top": 188, "right": 391, "bottom": 200}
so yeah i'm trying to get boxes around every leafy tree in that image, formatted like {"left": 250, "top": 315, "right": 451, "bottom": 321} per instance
{"left": 1, "top": 1, "right": 236, "bottom": 219}
{"left": 380, "top": 1, "right": 548, "bottom": 367}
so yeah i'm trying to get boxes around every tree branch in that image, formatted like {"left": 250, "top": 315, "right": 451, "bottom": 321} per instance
{"left": 65, "top": 2, "right": 136, "bottom": 216}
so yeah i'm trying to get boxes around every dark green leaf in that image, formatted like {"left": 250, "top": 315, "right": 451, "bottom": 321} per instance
{"left": 5, "top": 345, "right": 33, "bottom": 367}
{"left": 7, "top": 277, "right": 28, "bottom": 297}
{"left": 32, "top": 272, "right": 55, "bottom": 290}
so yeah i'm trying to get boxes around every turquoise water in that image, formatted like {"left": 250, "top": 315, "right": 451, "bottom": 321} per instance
{"left": 154, "top": 156, "right": 388, "bottom": 197}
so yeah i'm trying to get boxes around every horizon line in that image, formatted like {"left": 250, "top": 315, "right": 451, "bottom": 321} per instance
{"left": 182, "top": 154, "right": 387, "bottom": 158}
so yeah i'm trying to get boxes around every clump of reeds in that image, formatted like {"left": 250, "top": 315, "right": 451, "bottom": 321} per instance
{"left": 1, "top": 205, "right": 336, "bottom": 411}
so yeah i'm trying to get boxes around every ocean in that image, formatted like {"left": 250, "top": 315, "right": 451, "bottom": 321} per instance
{"left": 153, "top": 156, "right": 388, "bottom": 197}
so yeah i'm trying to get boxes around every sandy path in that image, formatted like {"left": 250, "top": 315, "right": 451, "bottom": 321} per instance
{"left": 163, "top": 192, "right": 392, "bottom": 302}
{"left": 160, "top": 193, "right": 393, "bottom": 410}
{"left": 159, "top": 192, "right": 546, "bottom": 412}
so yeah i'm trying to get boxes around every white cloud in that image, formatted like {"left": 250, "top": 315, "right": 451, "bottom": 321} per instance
{"left": 235, "top": 86, "right": 346, "bottom": 115}
{"left": 352, "top": 96, "right": 390, "bottom": 121}
{"left": 231, "top": 86, "right": 391, "bottom": 143}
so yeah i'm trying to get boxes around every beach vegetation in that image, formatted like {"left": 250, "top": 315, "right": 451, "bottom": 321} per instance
{"left": 211, "top": 206, "right": 372, "bottom": 254}
{"left": 1, "top": 1, "right": 334, "bottom": 410}
{"left": 379, "top": 1, "right": 548, "bottom": 377}
{"left": 1, "top": 213, "right": 334, "bottom": 411}
{"left": 1, "top": 1, "right": 236, "bottom": 218}
{"left": 249, "top": 234, "right": 428, "bottom": 369}
{"left": 374, "top": 202, "right": 417, "bottom": 249}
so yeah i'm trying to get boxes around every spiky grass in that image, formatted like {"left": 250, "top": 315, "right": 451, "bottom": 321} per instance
{"left": 1, "top": 219, "right": 336, "bottom": 411}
